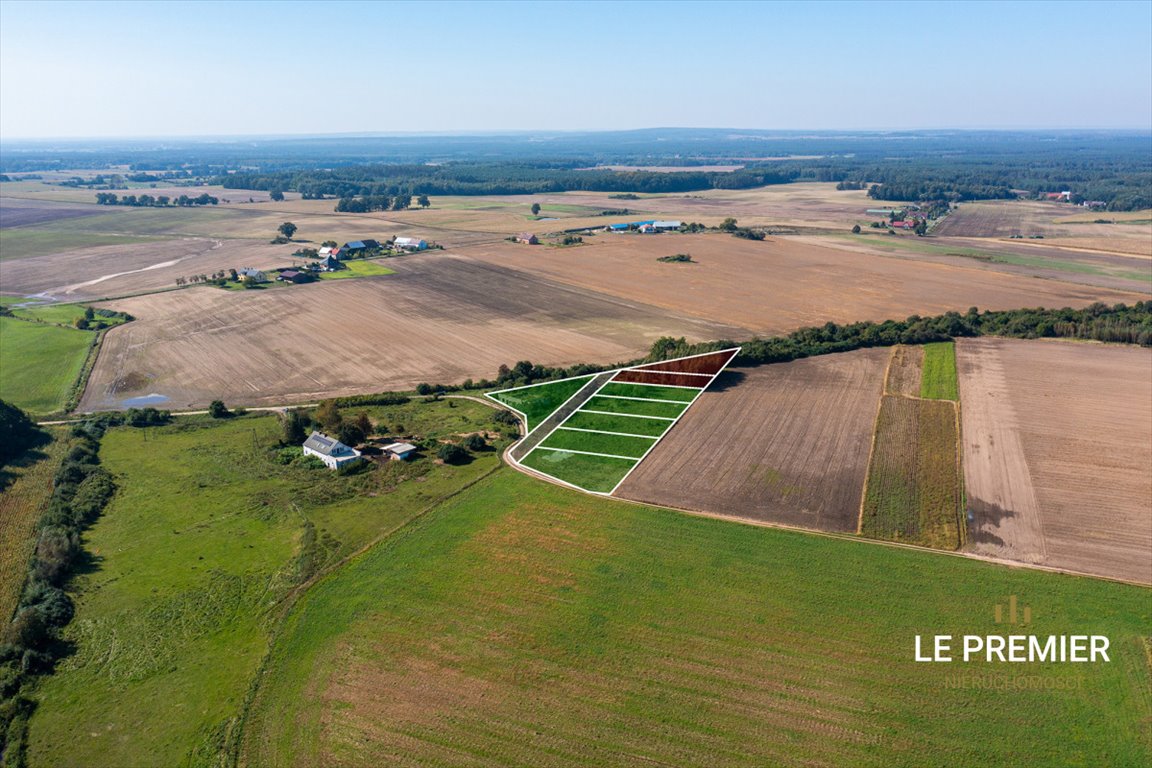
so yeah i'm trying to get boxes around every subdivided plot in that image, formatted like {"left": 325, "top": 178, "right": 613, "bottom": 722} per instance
{"left": 488, "top": 349, "right": 739, "bottom": 495}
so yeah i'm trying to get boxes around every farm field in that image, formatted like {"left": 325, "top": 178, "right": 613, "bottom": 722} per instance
{"left": 317, "top": 259, "right": 396, "bottom": 279}
{"left": 0, "top": 316, "right": 93, "bottom": 414}
{"left": 461, "top": 233, "right": 1148, "bottom": 337}
{"left": 80, "top": 255, "right": 745, "bottom": 411}
{"left": 616, "top": 349, "right": 888, "bottom": 530}
{"left": 238, "top": 469, "right": 1152, "bottom": 768}
{"left": 487, "top": 375, "right": 596, "bottom": 431}
{"left": 920, "top": 341, "right": 959, "bottom": 400}
{"left": 27, "top": 400, "right": 509, "bottom": 768}
{"left": 957, "top": 338, "right": 1152, "bottom": 583}
{"left": 931, "top": 199, "right": 1152, "bottom": 245}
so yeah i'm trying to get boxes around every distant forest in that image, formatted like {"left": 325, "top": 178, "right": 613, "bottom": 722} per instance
{"left": 2, "top": 129, "right": 1149, "bottom": 209}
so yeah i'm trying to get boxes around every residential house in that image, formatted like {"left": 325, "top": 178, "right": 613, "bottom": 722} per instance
{"left": 237, "top": 267, "right": 266, "bottom": 283}
{"left": 516, "top": 233, "right": 539, "bottom": 244}
{"left": 302, "top": 431, "right": 362, "bottom": 469}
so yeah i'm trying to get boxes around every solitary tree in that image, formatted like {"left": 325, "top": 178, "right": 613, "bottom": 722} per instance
{"left": 531, "top": 203, "right": 541, "bottom": 216}
{"left": 278, "top": 222, "right": 297, "bottom": 240}
{"left": 315, "top": 400, "right": 342, "bottom": 432}
{"left": 437, "top": 443, "right": 468, "bottom": 465}
{"left": 270, "top": 189, "right": 285, "bottom": 202}
{"left": 208, "top": 400, "right": 230, "bottom": 419}
{"left": 462, "top": 434, "right": 487, "bottom": 452}
{"left": 852, "top": 224, "right": 862, "bottom": 234}
{"left": 417, "top": 195, "right": 430, "bottom": 209}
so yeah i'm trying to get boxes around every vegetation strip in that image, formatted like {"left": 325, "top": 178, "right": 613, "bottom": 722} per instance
{"left": 532, "top": 446, "right": 645, "bottom": 461}
{"left": 578, "top": 409, "right": 676, "bottom": 421}
{"left": 555, "top": 426, "right": 660, "bottom": 440}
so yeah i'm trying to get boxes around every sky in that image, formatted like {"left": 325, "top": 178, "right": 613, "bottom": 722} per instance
{"left": 1, "top": 0, "right": 1150, "bottom": 139}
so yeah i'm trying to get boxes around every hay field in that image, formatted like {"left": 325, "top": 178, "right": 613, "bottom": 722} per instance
{"left": 616, "top": 349, "right": 889, "bottom": 531}
{"left": 957, "top": 338, "right": 1152, "bottom": 583}
{"left": 461, "top": 234, "right": 1147, "bottom": 336}
{"left": 80, "top": 254, "right": 746, "bottom": 410}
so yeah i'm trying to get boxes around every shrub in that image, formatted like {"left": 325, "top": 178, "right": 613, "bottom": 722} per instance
{"left": 436, "top": 444, "right": 468, "bottom": 465}
{"left": 462, "top": 434, "right": 487, "bottom": 452}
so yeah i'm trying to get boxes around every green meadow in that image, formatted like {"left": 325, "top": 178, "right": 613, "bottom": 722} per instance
{"left": 921, "top": 341, "right": 960, "bottom": 401}
{"left": 487, "top": 375, "right": 595, "bottom": 431}
{"left": 0, "top": 316, "right": 93, "bottom": 414}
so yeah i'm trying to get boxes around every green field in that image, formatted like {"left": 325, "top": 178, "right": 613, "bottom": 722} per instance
{"left": 562, "top": 409, "right": 670, "bottom": 437}
{"left": 582, "top": 395, "right": 688, "bottom": 419}
{"left": 0, "top": 316, "right": 94, "bottom": 414}
{"left": 520, "top": 448, "right": 638, "bottom": 493}
{"left": 921, "top": 341, "right": 959, "bottom": 400}
{"left": 487, "top": 375, "right": 596, "bottom": 431}
{"left": 27, "top": 400, "right": 508, "bottom": 768}
{"left": 317, "top": 259, "right": 397, "bottom": 280}
{"left": 861, "top": 396, "right": 963, "bottom": 549}
{"left": 238, "top": 470, "right": 1152, "bottom": 767}
{"left": 539, "top": 427, "right": 655, "bottom": 459}
{"left": 596, "top": 381, "right": 699, "bottom": 402}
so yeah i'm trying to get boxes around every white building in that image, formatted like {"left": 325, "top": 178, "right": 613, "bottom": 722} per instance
{"left": 394, "top": 236, "right": 427, "bottom": 251}
{"left": 381, "top": 442, "right": 417, "bottom": 461}
{"left": 652, "top": 220, "right": 682, "bottom": 230}
{"left": 302, "top": 431, "right": 361, "bottom": 469}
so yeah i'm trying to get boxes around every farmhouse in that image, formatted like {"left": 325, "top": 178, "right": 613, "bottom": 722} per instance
{"left": 237, "top": 267, "right": 266, "bottom": 283}
{"left": 278, "top": 269, "right": 313, "bottom": 283}
{"left": 394, "top": 236, "right": 427, "bottom": 251}
{"left": 302, "top": 431, "right": 362, "bottom": 469}
{"left": 516, "top": 233, "right": 539, "bottom": 245}
{"left": 381, "top": 441, "right": 418, "bottom": 461}
{"left": 320, "top": 254, "right": 341, "bottom": 270}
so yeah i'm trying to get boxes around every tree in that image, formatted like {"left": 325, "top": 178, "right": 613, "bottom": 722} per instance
{"left": 208, "top": 400, "right": 230, "bottom": 418}
{"left": 281, "top": 409, "right": 308, "bottom": 445}
{"left": 914, "top": 220, "right": 928, "bottom": 236}
{"left": 315, "top": 400, "right": 342, "bottom": 432}
{"left": 462, "top": 434, "right": 486, "bottom": 452}
{"left": 417, "top": 195, "right": 430, "bottom": 208}
{"left": 321, "top": 240, "right": 338, "bottom": 248}
{"left": 354, "top": 411, "right": 372, "bottom": 437}
{"left": 531, "top": 203, "right": 541, "bottom": 216}
{"left": 278, "top": 222, "right": 297, "bottom": 240}
{"left": 719, "top": 217, "right": 738, "bottom": 232}
{"left": 437, "top": 443, "right": 468, "bottom": 465}
{"left": 852, "top": 224, "right": 862, "bottom": 234}
{"left": 336, "top": 422, "right": 365, "bottom": 447}
{"left": 270, "top": 189, "right": 285, "bottom": 202}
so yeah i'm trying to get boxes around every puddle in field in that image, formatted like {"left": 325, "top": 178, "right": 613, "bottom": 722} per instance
{"left": 119, "top": 393, "right": 170, "bottom": 407}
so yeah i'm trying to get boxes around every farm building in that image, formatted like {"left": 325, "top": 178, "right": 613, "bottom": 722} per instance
{"left": 394, "top": 237, "right": 427, "bottom": 251}
{"left": 320, "top": 254, "right": 341, "bottom": 270}
{"left": 278, "top": 269, "right": 313, "bottom": 283}
{"left": 381, "top": 441, "right": 418, "bottom": 461}
{"left": 302, "top": 431, "right": 362, "bottom": 469}
{"left": 889, "top": 220, "right": 916, "bottom": 230}
{"left": 237, "top": 268, "right": 266, "bottom": 283}
{"left": 652, "top": 220, "right": 682, "bottom": 230}
{"left": 516, "top": 233, "right": 539, "bottom": 245}
{"left": 334, "top": 240, "right": 381, "bottom": 259}
{"left": 317, "top": 246, "right": 334, "bottom": 258}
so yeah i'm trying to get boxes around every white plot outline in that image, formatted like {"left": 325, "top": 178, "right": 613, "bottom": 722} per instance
{"left": 484, "top": 372, "right": 598, "bottom": 440}
{"left": 497, "top": 347, "right": 741, "bottom": 496}
{"left": 555, "top": 426, "right": 660, "bottom": 441}
{"left": 578, "top": 409, "right": 677, "bottom": 421}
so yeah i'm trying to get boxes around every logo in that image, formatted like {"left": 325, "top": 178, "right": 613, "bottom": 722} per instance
{"left": 913, "top": 596, "right": 1110, "bottom": 664}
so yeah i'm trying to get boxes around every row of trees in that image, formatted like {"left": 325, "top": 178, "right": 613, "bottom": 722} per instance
{"left": 94, "top": 192, "right": 218, "bottom": 207}
{"left": 333, "top": 194, "right": 429, "bottom": 213}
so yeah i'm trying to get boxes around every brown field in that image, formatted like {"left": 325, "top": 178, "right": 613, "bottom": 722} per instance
{"left": 884, "top": 345, "right": 923, "bottom": 396}
{"left": 462, "top": 234, "right": 1147, "bottom": 336}
{"left": 0, "top": 197, "right": 116, "bottom": 228}
{"left": 616, "top": 348, "right": 889, "bottom": 531}
{"left": 957, "top": 338, "right": 1152, "bottom": 583}
{"left": 80, "top": 253, "right": 746, "bottom": 411}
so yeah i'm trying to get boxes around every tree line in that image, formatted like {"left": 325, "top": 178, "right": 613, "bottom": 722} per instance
{"left": 94, "top": 192, "right": 218, "bottom": 207}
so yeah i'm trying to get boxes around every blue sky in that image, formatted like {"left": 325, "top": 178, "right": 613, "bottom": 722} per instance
{"left": 1, "top": 0, "right": 1150, "bottom": 138}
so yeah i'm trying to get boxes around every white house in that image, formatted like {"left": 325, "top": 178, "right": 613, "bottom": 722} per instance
{"left": 302, "top": 431, "right": 361, "bottom": 469}
{"left": 394, "top": 236, "right": 427, "bottom": 251}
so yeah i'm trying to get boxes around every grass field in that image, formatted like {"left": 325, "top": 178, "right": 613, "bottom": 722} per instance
{"left": 561, "top": 409, "right": 670, "bottom": 437}
{"left": 921, "top": 342, "right": 959, "bottom": 400}
{"left": 0, "top": 316, "right": 94, "bottom": 414}
{"left": 596, "top": 381, "right": 699, "bottom": 402}
{"left": 861, "top": 396, "right": 963, "bottom": 549}
{"left": 581, "top": 395, "right": 687, "bottom": 419}
{"left": 237, "top": 470, "right": 1152, "bottom": 767}
{"left": 27, "top": 400, "right": 508, "bottom": 768}
{"left": 317, "top": 259, "right": 397, "bottom": 280}
{"left": 538, "top": 428, "right": 656, "bottom": 459}
{"left": 520, "top": 449, "right": 638, "bottom": 493}
{"left": 487, "top": 375, "right": 596, "bottom": 431}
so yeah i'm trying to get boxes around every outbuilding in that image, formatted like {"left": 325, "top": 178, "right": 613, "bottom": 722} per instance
{"left": 278, "top": 269, "right": 313, "bottom": 283}
{"left": 652, "top": 220, "right": 682, "bottom": 230}
{"left": 302, "top": 431, "right": 362, "bottom": 469}
{"left": 516, "top": 233, "right": 539, "bottom": 245}
{"left": 381, "top": 441, "right": 418, "bottom": 461}
{"left": 394, "top": 237, "right": 427, "bottom": 251}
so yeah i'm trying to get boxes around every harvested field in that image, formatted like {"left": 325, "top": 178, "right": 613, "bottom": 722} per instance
{"left": 884, "top": 345, "right": 923, "bottom": 397}
{"left": 80, "top": 254, "right": 747, "bottom": 410}
{"left": 461, "top": 234, "right": 1147, "bottom": 337}
{"left": 0, "top": 237, "right": 297, "bottom": 300}
{"left": 860, "top": 396, "right": 963, "bottom": 550}
{"left": 0, "top": 197, "right": 114, "bottom": 228}
{"left": 616, "top": 349, "right": 889, "bottom": 531}
{"left": 958, "top": 338, "right": 1152, "bottom": 583}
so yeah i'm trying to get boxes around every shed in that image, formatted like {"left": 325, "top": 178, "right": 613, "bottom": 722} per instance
{"left": 278, "top": 269, "right": 313, "bottom": 283}
{"left": 381, "top": 441, "right": 418, "bottom": 461}
{"left": 302, "top": 431, "right": 362, "bottom": 469}
{"left": 394, "top": 237, "right": 427, "bottom": 251}
{"left": 652, "top": 220, "right": 682, "bottom": 230}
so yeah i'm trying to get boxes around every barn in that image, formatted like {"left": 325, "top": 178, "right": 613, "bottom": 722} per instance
{"left": 302, "top": 431, "right": 362, "bottom": 469}
{"left": 394, "top": 237, "right": 427, "bottom": 251}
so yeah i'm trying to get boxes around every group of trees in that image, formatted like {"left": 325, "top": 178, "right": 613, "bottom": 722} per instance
{"left": 94, "top": 192, "right": 218, "bottom": 207}
{"left": 0, "top": 400, "right": 44, "bottom": 468}
{"left": 333, "top": 194, "right": 428, "bottom": 213}
{"left": 311, "top": 401, "right": 373, "bottom": 448}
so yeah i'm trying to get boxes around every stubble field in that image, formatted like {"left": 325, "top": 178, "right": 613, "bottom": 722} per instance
{"left": 957, "top": 338, "right": 1152, "bottom": 583}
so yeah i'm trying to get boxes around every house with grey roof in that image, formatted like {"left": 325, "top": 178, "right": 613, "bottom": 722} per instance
{"left": 381, "top": 441, "right": 418, "bottom": 461}
{"left": 302, "top": 431, "right": 362, "bottom": 469}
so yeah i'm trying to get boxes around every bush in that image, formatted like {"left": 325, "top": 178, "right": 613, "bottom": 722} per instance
{"left": 208, "top": 400, "right": 230, "bottom": 419}
{"left": 462, "top": 434, "right": 487, "bottom": 452}
{"left": 436, "top": 444, "right": 468, "bottom": 465}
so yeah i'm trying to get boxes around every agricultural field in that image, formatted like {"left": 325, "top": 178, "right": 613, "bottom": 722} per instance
{"left": 487, "top": 375, "right": 595, "bottom": 431}
{"left": 80, "top": 255, "right": 744, "bottom": 411}
{"left": 0, "top": 315, "right": 94, "bottom": 414}
{"left": 27, "top": 399, "right": 509, "bottom": 768}
{"left": 920, "top": 341, "right": 959, "bottom": 400}
{"left": 617, "top": 348, "right": 889, "bottom": 530}
{"left": 957, "top": 338, "right": 1152, "bottom": 583}
{"left": 238, "top": 469, "right": 1152, "bottom": 768}
{"left": 316, "top": 259, "right": 396, "bottom": 280}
